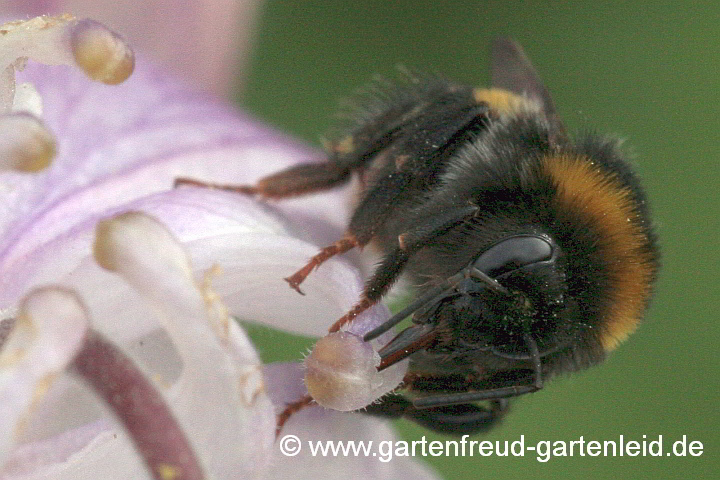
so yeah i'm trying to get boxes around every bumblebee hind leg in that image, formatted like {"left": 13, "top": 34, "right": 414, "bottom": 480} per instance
{"left": 410, "top": 400, "right": 510, "bottom": 435}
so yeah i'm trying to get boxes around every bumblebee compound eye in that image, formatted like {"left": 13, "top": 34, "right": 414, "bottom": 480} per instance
{"left": 438, "top": 235, "right": 563, "bottom": 355}
{"left": 473, "top": 235, "right": 555, "bottom": 278}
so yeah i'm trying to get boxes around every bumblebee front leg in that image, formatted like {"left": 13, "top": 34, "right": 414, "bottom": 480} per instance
{"left": 284, "top": 235, "right": 360, "bottom": 294}
{"left": 175, "top": 160, "right": 359, "bottom": 293}
{"left": 174, "top": 161, "right": 351, "bottom": 199}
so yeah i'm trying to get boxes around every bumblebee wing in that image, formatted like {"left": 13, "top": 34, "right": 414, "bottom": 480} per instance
{"left": 491, "top": 37, "right": 555, "bottom": 114}
{"left": 491, "top": 37, "right": 566, "bottom": 140}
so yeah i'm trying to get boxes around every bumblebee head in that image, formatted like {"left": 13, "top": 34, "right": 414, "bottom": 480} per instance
{"left": 427, "top": 234, "right": 570, "bottom": 360}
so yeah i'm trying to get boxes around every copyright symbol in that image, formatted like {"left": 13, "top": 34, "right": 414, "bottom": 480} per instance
{"left": 279, "top": 434, "right": 301, "bottom": 456}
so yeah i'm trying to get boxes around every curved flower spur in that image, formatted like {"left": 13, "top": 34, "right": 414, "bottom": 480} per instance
{"left": 178, "top": 38, "right": 659, "bottom": 435}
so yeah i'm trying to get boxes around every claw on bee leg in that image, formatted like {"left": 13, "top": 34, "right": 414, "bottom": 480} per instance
{"left": 284, "top": 236, "right": 359, "bottom": 295}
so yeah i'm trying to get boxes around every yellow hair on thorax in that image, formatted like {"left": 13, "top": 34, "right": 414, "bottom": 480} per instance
{"left": 473, "top": 88, "right": 541, "bottom": 116}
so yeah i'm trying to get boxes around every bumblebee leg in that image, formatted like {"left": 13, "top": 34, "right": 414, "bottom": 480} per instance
{"left": 275, "top": 142, "right": 450, "bottom": 299}
{"left": 172, "top": 96, "right": 445, "bottom": 200}
{"left": 408, "top": 400, "right": 509, "bottom": 435}
{"left": 258, "top": 105, "right": 482, "bottom": 295}
{"left": 412, "top": 381, "right": 541, "bottom": 408}
{"left": 328, "top": 294, "right": 377, "bottom": 332}
{"left": 285, "top": 235, "right": 360, "bottom": 295}
{"left": 286, "top": 171, "right": 423, "bottom": 304}
{"left": 175, "top": 161, "right": 351, "bottom": 199}
{"left": 342, "top": 101, "right": 489, "bottom": 243}
{"left": 328, "top": 204, "right": 481, "bottom": 332}
{"left": 363, "top": 395, "right": 509, "bottom": 435}
{"left": 275, "top": 394, "right": 314, "bottom": 436}
{"left": 413, "top": 335, "right": 544, "bottom": 408}
{"left": 327, "top": 246, "right": 410, "bottom": 332}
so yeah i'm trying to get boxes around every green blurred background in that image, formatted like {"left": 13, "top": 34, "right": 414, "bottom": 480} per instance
{"left": 240, "top": 1, "right": 719, "bottom": 478}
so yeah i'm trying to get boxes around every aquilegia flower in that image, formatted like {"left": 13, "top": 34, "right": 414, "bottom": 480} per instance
{"left": 0, "top": 13, "right": 435, "bottom": 480}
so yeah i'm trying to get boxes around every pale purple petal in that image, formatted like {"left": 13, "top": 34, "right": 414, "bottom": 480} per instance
{"left": 3, "top": 212, "right": 279, "bottom": 479}
{"left": 2, "top": 187, "right": 382, "bottom": 338}
{"left": 0, "top": 59, "right": 356, "bottom": 317}
{"left": 271, "top": 410, "right": 440, "bottom": 480}
{"left": 1, "top": 420, "right": 150, "bottom": 480}
{"left": 0, "top": 14, "right": 424, "bottom": 478}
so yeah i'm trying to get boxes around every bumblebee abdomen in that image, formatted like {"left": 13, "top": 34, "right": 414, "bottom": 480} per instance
{"left": 542, "top": 147, "right": 659, "bottom": 351}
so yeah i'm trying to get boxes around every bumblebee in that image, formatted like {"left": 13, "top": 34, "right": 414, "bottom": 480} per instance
{"left": 177, "top": 38, "right": 659, "bottom": 434}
